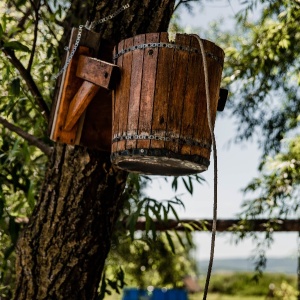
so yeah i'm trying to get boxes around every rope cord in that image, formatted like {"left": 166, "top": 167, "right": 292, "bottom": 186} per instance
{"left": 192, "top": 34, "right": 218, "bottom": 300}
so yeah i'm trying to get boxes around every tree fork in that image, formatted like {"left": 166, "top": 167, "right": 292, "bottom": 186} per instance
{"left": 14, "top": 1, "right": 175, "bottom": 299}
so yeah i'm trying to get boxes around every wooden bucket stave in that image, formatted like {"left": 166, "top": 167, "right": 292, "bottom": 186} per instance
{"left": 111, "top": 32, "right": 224, "bottom": 176}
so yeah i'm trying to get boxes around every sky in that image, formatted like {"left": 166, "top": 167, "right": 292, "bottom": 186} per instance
{"left": 146, "top": 0, "right": 298, "bottom": 262}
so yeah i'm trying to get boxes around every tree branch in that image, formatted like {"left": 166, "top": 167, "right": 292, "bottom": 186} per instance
{"left": 0, "top": 116, "right": 52, "bottom": 156}
{"left": 1, "top": 46, "right": 50, "bottom": 121}
{"left": 132, "top": 218, "right": 300, "bottom": 232}
{"left": 27, "top": 0, "right": 41, "bottom": 71}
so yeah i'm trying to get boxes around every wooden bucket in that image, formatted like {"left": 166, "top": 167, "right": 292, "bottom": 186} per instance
{"left": 111, "top": 33, "right": 224, "bottom": 176}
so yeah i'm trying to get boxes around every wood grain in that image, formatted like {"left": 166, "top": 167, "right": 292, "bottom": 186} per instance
{"left": 64, "top": 81, "right": 100, "bottom": 131}
{"left": 126, "top": 34, "right": 146, "bottom": 150}
{"left": 165, "top": 34, "right": 191, "bottom": 154}
{"left": 136, "top": 33, "right": 160, "bottom": 149}
{"left": 50, "top": 45, "right": 90, "bottom": 144}
{"left": 76, "top": 55, "right": 120, "bottom": 90}
{"left": 150, "top": 32, "right": 173, "bottom": 150}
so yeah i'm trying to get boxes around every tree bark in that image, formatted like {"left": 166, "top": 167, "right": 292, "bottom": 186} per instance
{"left": 14, "top": 1, "right": 175, "bottom": 299}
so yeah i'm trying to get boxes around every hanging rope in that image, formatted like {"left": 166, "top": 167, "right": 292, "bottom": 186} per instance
{"left": 192, "top": 34, "right": 218, "bottom": 300}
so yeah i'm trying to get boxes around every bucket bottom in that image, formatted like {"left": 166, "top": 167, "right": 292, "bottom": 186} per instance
{"left": 111, "top": 148, "right": 209, "bottom": 176}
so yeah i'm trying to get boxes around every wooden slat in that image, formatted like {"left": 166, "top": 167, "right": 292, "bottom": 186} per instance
{"left": 137, "top": 33, "right": 160, "bottom": 149}
{"left": 190, "top": 39, "right": 211, "bottom": 158}
{"left": 76, "top": 56, "right": 120, "bottom": 90}
{"left": 112, "top": 40, "right": 125, "bottom": 153}
{"left": 80, "top": 42, "right": 115, "bottom": 151}
{"left": 126, "top": 34, "right": 146, "bottom": 150}
{"left": 180, "top": 36, "right": 203, "bottom": 155}
{"left": 50, "top": 45, "right": 90, "bottom": 144}
{"left": 166, "top": 34, "right": 191, "bottom": 154}
{"left": 192, "top": 39, "right": 224, "bottom": 159}
{"left": 50, "top": 27, "right": 101, "bottom": 145}
{"left": 118, "top": 37, "right": 133, "bottom": 152}
{"left": 64, "top": 81, "right": 100, "bottom": 131}
{"left": 150, "top": 32, "right": 173, "bottom": 150}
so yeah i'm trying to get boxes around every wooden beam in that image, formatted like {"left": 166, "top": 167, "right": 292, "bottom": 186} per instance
{"left": 76, "top": 55, "right": 120, "bottom": 90}
{"left": 132, "top": 219, "right": 300, "bottom": 232}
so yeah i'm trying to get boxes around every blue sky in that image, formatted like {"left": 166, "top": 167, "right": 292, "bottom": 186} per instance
{"left": 147, "top": 0, "right": 298, "bottom": 260}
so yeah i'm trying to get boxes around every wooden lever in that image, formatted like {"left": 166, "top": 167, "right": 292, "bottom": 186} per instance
{"left": 64, "top": 81, "right": 100, "bottom": 131}
{"left": 64, "top": 56, "right": 120, "bottom": 131}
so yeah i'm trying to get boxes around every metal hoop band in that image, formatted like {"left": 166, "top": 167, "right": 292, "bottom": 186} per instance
{"left": 113, "top": 42, "right": 223, "bottom": 66}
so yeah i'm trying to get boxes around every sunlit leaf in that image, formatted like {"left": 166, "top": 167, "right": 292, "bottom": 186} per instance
{"left": 4, "top": 41, "right": 30, "bottom": 52}
{"left": 165, "top": 231, "right": 175, "bottom": 254}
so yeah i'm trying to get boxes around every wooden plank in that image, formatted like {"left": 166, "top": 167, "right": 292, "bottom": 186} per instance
{"left": 49, "top": 27, "right": 101, "bottom": 145}
{"left": 64, "top": 81, "right": 100, "bottom": 131}
{"left": 76, "top": 56, "right": 120, "bottom": 90}
{"left": 80, "top": 41, "right": 115, "bottom": 151}
{"left": 180, "top": 36, "right": 202, "bottom": 155}
{"left": 112, "top": 39, "right": 125, "bottom": 153}
{"left": 126, "top": 34, "right": 145, "bottom": 150}
{"left": 116, "top": 37, "right": 133, "bottom": 152}
{"left": 166, "top": 34, "right": 191, "bottom": 154}
{"left": 191, "top": 39, "right": 224, "bottom": 159}
{"left": 190, "top": 39, "right": 211, "bottom": 158}
{"left": 50, "top": 45, "right": 90, "bottom": 144}
{"left": 80, "top": 88, "right": 112, "bottom": 151}
{"left": 137, "top": 33, "right": 160, "bottom": 149}
{"left": 150, "top": 32, "right": 173, "bottom": 150}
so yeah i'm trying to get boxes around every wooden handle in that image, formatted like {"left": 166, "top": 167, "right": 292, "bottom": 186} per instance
{"left": 64, "top": 81, "right": 100, "bottom": 131}
{"left": 76, "top": 55, "right": 120, "bottom": 90}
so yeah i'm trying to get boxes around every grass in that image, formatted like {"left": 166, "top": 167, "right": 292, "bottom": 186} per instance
{"left": 189, "top": 293, "right": 264, "bottom": 300}
{"left": 104, "top": 292, "right": 265, "bottom": 299}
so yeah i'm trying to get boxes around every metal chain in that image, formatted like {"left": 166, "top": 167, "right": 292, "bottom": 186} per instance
{"left": 54, "top": 25, "right": 84, "bottom": 79}
{"left": 54, "top": 4, "right": 130, "bottom": 79}
{"left": 89, "top": 4, "right": 130, "bottom": 29}
{"left": 112, "top": 133, "right": 211, "bottom": 149}
{"left": 113, "top": 42, "right": 223, "bottom": 66}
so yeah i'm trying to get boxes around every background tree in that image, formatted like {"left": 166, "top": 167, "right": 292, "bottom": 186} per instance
{"left": 217, "top": 0, "right": 300, "bottom": 273}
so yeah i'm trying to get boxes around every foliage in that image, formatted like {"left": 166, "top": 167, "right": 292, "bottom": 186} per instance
{"left": 104, "top": 233, "right": 197, "bottom": 291}
{"left": 213, "top": 0, "right": 300, "bottom": 275}
{"left": 200, "top": 272, "right": 297, "bottom": 297}
{"left": 274, "top": 281, "right": 299, "bottom": 300}
{"left": 98, "top": 173, "right": 201, "bottom": 297}
{"left": 222, "top": 0, "right": 300, "bottom": 156}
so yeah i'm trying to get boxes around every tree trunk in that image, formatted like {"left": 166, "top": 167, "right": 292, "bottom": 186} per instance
{"left": 14, "top": 1, "right": 175, "bottom": 299}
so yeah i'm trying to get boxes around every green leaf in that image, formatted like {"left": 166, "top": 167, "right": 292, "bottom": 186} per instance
{"left": 165, "top": 231, "right": 175, "bottom": 254}
{"left": 0, "top": 24, "right": 3, "bottom": 39}
{"left": 171, "top": 177, "right": 178, "bottom": 191}
{"left": 169, "top": 204, "right": 180, "bottom": 221}
{"left": 0, "top": 198, "right": 4, "bottom": 219}
{"left": 174, "top": 230, "right": 185, "bottom": 249}
{"left": 47, "top": 46, "right": 53, "bottom": 59}
{"left": 182, "top": 177, "right": 193, "bottom": 195}
{"left": 8, "top": 216, "right": 20, "bottom": 245}
{"left": 4, "top": 41, "right": 30, "bottom": 52}
{"left": 10, "top": 78, "right": 20, "bottom": 96}
{"left": 145, "top": 208, "right": 151, "bottom": 234}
